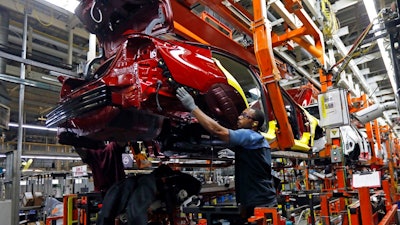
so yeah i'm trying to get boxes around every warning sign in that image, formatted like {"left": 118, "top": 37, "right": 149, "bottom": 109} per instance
{"left": 329, "top": 128, "right": 340, "bottom": 138}
{"left": 72, "top": 165, "right": 88, "bottom": 177}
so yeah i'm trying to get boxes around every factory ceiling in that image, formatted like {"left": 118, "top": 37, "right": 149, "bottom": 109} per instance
{"left": 0, "top": 0, "right": 399, "bottom": 141}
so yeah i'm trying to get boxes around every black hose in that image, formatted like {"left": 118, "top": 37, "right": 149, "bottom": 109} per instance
{"left": 155, "top": 80, "right": 163, "bottom": 111}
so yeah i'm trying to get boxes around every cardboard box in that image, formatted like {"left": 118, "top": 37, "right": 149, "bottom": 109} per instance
{"left": 22, "top": 192, "right": 34, "bottom": 207}
{"left": 33, "top": 192, "right": 44, "bottom": 206}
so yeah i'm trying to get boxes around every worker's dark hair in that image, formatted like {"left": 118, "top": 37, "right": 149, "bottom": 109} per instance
{"left": 252, "top": 109, "right": 265, "bottom": 130}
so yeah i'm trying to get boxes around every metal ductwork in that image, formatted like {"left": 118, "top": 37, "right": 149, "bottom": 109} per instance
{"left": 353, "top": 101, "right": 397, "bottom": 124}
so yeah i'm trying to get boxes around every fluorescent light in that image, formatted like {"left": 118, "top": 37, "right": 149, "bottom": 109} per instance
{"left": 41, "top": 75, "right": 59, "bottom": 82}
{"left": 8, "top": 122, "right": 58, "bottom": 132}
{"left": 21, "top": 155, "right": 81, "bottom": 160}
{"left": 364, "top": 0, "right": 397, "bottom": 100}
{"left": 0, "top": 153, "right": 80, "bottom": 160}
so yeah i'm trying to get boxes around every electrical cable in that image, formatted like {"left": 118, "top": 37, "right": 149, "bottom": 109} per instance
{"left": 90, "top": 1, "right": 103, "bottom": 23}
{"left": 321, "top": 0, "right": 339, "bottom": 37}
{"left": 331, "top": 9, "right": 384, "bottom": 73}
{"left": 155, "top": 80, "right": 163, "bottom": 111}
{"left": 368, "top": 73, "right": 388, "bottom": 99}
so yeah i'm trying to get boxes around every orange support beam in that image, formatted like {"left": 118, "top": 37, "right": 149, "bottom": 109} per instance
{"left": 63, "top": 194, "right": 78, "bottom": 225}
{"left": 358, "top": 187, "right": 374, "bottom": 225}
{"left": 170, "top": 0, "right": 257, "bottom": 65}
{"left": 382, "top": 180, "right": 393, "bottom": 209}
{"left": 320, "top": 194, "right": 330, "bottom": 225}
{"left": 252, "top": 0, "right": 294, "bottom": 149}
{"left": 377, "top": 204, "right": 398, "bottom": 225}
{"left": 347, "top": 94, "right": 367, "bottom": 114}
{"left": 348, "top": 202, "right": 361, "bottom": 225}
{"left": 383, "top": 132, "right": 398, "bottom": 199}
{"left": 365, "top": 121, "right": 377, "bottom": 164}
{"left": 248, "top": 207, "right": 282, "bottom": 225}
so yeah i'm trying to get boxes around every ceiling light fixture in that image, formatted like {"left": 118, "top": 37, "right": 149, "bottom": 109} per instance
{"left": 363, "top": 0, "right": 399, "bottom": 135}
{"left": 22, "top": 155, "right": 81, "bottom": 160}
{"left": 363, "top": 0, "right": 397, "bottom": 102}
{"left": 8, "top": 122, "right": 58, "bottom": 132}
{"left": 0, "top": 153, "right": 80, "bottom": 161}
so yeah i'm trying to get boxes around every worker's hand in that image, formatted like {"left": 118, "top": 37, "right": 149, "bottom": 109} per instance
{"left": 176, "top": 87, "right": 197, "bottom": 112}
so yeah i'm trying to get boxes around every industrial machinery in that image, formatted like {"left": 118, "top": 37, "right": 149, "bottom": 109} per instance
{"left": 43, "top": 0, "right": 400, "bottom": 224}
{"left": 46, "top": 0, "right": 324, "bottom": 155}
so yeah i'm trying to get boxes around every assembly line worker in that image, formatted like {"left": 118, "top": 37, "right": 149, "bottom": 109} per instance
{"left": 176, "top": 87, "right": 277, "bottom": 219}
{"left": 58, "top": 132, "right": 126, "bottom": 195}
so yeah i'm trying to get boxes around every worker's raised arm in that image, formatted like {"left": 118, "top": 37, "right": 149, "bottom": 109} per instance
{"left": 176, "top": 87, "right": 230, "bottom": 142}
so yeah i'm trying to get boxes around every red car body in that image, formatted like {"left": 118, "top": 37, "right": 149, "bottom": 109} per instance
{"left": 47, "top": 0, "right": 321, "bottom": 153}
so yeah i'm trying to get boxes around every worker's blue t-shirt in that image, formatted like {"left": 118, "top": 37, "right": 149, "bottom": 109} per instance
{"left": 229, "top": 129, "right": 270, "bottom": 149}
{"left": 229, "top": 129, "right": 277, "bottom": 208}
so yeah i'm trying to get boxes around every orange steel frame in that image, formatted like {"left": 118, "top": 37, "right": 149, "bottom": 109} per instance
{"left": 252, "top": 0, "right": 294, "bottom": 149}
{"left": 323, "top": 75, "right": 399, "bottom": 225}
{"left": 248, "top": 207, "right": 283, "bottom": 225}
{"left": 381, "top": 126, "right": 398, "bottom": 202}
{"left": 169, "top": 1, "right": 399, "bottom": 224}
{"left": 171, "top": 0, "right": 325, "bottom": 149}
{"left": 349, "top": 186, "right": 398, "bottom": 225}
{"left": 63, "top": 194, "right": 78, "bottom": 225}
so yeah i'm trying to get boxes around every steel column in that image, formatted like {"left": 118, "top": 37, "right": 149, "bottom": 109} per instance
{"left": 11, "top": 6, "right": 27, "bottom": 225}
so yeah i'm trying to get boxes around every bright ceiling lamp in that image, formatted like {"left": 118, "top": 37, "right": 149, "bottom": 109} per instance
{"left": 44, "top": 0, "right": 79, "bottom": 13}
{"left": 363, "top": 0, "right": 398, "bottom": 132}
{"left": 0, "top": 154, "right": 80, "bottom": 160}
{"left": 363, "top": 0, "right": 397, "bottom": 100}
{"left": 8, "top": 122, "right": 57, "bottom": 132}
{"left": 22, "top": 155, "right": 81, "bottom": 160}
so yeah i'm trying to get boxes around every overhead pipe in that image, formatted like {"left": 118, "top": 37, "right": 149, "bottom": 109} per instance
{"left": 331, "top": 35, "right": 374, "bottom": 96}
{"left": 274, "top": 49, "right": 321, "bottom": 89}
{"left": 353, "top": 101, "right": 397, "bottom": 124}
{"left": 0, "top": 73, "right": 60, "bottom": 92}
